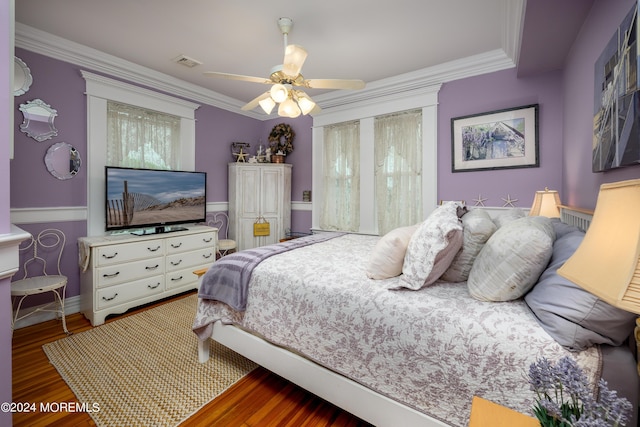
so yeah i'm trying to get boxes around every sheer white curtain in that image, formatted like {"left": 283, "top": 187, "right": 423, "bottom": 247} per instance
{"left": 107, "top": 101, "right": 181, "bottom": 169}
{"left": 374, "top": 110, "right": 422, "bottom": 234}
{"left": 321, "top": 121, "right": 360, "bottom": 231}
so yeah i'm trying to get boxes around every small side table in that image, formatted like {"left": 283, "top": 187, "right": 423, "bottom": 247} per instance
{"left": 469, "top": 396, "right": 538, "bottom": 427}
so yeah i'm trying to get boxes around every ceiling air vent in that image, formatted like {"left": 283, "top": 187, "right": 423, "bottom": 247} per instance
{"left": 172, "top": 55, "right": 202, "bottom": 68}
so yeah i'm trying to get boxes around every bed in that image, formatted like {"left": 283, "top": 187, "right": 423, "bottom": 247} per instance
{"left": 192, "top": 204, "right": 639, "bottom": 427}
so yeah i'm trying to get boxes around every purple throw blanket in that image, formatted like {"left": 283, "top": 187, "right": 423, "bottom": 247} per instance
{"left": 198, "top": 232, "right": 344, "bottom": 311}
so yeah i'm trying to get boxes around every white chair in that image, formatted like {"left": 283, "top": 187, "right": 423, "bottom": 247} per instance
{"left": 208, "top": 212, "right": 237, "bottom": 257}
{"left": 11, "top": 229, "right": 70, "bottom": 334}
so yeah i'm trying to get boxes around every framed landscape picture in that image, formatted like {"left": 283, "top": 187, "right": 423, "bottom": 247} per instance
{"left": 451, "top": 104, "right": 539, "bottom": 172}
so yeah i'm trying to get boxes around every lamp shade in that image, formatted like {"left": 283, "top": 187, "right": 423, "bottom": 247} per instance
{"left": 529, "top": 188, "right": 561, "bottom": 218}
{"left": 295, "top": 91, "right": 316, "bottom": 115}
{"left": 270, "top": 84, "right": 289, "bottom": 103}
{"left": 258, "top": 97, "right": 276, "bottom": 115}
{"left": 557, "top": 179, "right": 640, "bottom": 314}
{"left": 278, "top": 98, "right": 301, "bottom": 118}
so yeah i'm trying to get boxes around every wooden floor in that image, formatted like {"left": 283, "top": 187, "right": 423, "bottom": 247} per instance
{"left": 11, "top": 292, "right": 372, "bottom": 427}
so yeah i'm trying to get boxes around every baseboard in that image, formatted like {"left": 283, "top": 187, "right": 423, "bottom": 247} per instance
{"left": 12, "top": 295, "right": 82, "bottom": 330}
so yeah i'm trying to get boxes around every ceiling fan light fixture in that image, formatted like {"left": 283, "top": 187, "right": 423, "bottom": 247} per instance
{"left": 270, "top": 83, "right": 289, "bottom": 103}
{"left": 295, "top": 92, "right": 316, "bottom": 115}
{"left": 279, "top": 98, "right": 301, "bottom": 118}
{"left": 258, "top": 97, "right": 276, "bottom": 114}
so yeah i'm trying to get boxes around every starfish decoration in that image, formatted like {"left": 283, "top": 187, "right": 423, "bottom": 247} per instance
{"left": 233, "top": 148, "right": 248, "bottom": 162}
{"left": 473, "top": 194, "right": 487, "bottom": 207}
{"left": 501, "top": 194, "right": 518, "bottom": 207}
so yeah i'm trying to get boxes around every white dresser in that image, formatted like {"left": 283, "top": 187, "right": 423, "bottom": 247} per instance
{"left": 79, "top": 225, "right": 216, "bottom": 325}
{"left": 228, "top": 163, "right": 291, "bottom": 251}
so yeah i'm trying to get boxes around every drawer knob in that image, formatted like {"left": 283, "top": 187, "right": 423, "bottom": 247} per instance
{"left": 147, "top": 282, "right": 161, "bottom": 289}
{"left": 171, "top": 259, "right": 183, "bottom": 266}
{"left": 147, "top": 245, "right": 161, "bottom": 252}
{"left": 171, "top": 275, "right": 183, "bottom": 282}
{"left": 102, "top": 293, "right": 118, "bottom": 301}
{"left": 203, "top": 253, "right": 213, "bottom": 259}
{"left": 171, "top": 242, "right": 183, "bottom": 248}
{"left": 102, "top": 252, "right": 118, "bottom": 259}
{"left": 103, "top": 271, "right": 120, "bottom": 278}
{"left": 203, "top": 237, "right": 213, "bottom": 243}
{"left": 145, "top": 264, "right": 160, "bottom": 270}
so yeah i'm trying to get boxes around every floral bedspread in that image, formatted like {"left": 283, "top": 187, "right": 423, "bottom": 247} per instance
{"left": 193, "top": 234, "right": 601, "bottom": 426}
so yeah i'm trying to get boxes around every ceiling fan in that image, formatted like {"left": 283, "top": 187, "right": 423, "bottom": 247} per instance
{"left": 204, "top": 17, "right": 366, "bottom": 118}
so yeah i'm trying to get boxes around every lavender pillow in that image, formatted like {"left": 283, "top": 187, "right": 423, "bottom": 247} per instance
{"left": 525, "top": 228, "right": 637, "bottom": 351}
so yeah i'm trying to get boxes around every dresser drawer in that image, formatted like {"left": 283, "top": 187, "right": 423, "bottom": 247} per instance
{"left": 95, "top": 241, "right": 165, "bottom": 266}
{"left": 166, "top": 232, "right": 215, "bottom": 254}
{"left": 96, "top": 256, "right": 165, "bottom": 288}
{"left": 166, "top": 263, "right": 209, "bottom": 290}
{"left": 96, "top": 275, "right": 165, "bottom": 310}
{"left": 166, "top": 247, "right": 215, "bottom": 272}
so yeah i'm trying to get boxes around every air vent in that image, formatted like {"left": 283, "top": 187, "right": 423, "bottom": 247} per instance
{"left": 172, "top": 55, "right": 202, "bottom": 68}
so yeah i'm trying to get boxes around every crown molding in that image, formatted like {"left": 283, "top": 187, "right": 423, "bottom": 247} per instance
{"left": 502, "top": 0, "right": 526, "bottom": 65}
{"left": 14, "top": 23, "right": 266, "bottom": 120}
{"left": 15, "top": 20, "right": 517, "bottom": 121}
{"left": 313, "top": 49, "right": 514, "bottom": 116}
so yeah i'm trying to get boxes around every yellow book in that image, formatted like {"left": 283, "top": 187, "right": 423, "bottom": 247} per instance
{"left": 469, "top": 396, "right": 539, "bottom": 427}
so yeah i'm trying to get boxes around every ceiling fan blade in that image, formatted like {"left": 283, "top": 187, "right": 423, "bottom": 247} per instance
{"left": 203, "top": 71, "right": 271, "bottom": 85}
{"left": 282, "top": 44, "right": 308, "bottom": 77}
{"left": 304, "top": 78, "right": 366, "bottom": 90}
{"left": 241, "top": 92, "right": 271, "bottom": 111}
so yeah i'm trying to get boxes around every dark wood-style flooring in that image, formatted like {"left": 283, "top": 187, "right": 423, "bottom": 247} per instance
{"left": 11, "top": 292, "right": 372, "bottom": 426}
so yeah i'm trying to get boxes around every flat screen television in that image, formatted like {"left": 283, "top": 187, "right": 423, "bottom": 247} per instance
{"left": 105, "top": 166, "right": 207, "bottom": 235}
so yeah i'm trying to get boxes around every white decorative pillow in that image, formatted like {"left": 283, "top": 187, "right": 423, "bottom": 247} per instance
{"left": 366, "top": 224, "right": 419, "bottom": 280}
{"left": 467, "top": 216, "right": 555, "bottom": 302}
{"left": 395, "top": 202, "right": 464, "bottom": 290}
{"left": 492, "top": 209, "right": 526, "bottom": 228}
{"left": 441, "top": 209, "right": 497, "bottom": 282}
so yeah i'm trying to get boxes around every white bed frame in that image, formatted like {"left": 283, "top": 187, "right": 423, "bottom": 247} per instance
{"left": 196, "top": 206, "right": 593, "bottom": 427}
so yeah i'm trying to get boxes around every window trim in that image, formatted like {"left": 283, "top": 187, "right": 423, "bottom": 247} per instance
{"left": 311, "top": 87, "right": 439, "bottom": 235}
{"left": 82, "top": 71, "right": 200, "bottom": 236}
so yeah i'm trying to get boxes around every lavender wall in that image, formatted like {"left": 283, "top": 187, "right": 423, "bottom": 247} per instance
{"left": 10, "top": 0, "right": 640, "bottom": 312}
{"left": 9, "top": 50, "right": 270, "bottom": 305}
{"left": 12, "top": 48, "right": 87, "bottom": 208}
{"left": 562, "top": 0, "right": 640, "bottom": 209}
{"left": 261, "top": 116, "right": 313, "bottom": 233}
{"left": 1, "top": 0, "right": 13, "bottom": 423}
{"left": 437, "top": 68, "right": 564, "bottom": 208}
{"left": 194, "top": 104, "right": 264, "bottom": 202}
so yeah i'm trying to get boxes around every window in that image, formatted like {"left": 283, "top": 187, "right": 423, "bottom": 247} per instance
{"left": 83, "top": 71, "right": 199, "bottom": 235}
{"left": 107, "top": 101, "right": 181, "bottom": 169}
{"left": 374, "top": 110, "right": 422, "bottom": 234}
{"left": 320, "top": 121, "right": 360, "bottom": 231}
{"left": 312, "top": 89, "right": 438, "bottom": 235}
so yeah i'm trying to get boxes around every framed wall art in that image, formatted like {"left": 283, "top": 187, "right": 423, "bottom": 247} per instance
{"left": 451, "top": 104, "right": 539, "bottom": 172}
{"left": 592, "top": 1, "right": 640, "bottom": 172}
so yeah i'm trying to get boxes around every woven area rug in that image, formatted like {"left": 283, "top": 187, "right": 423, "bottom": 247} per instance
{"left": 43, "top": 294, "right": 257, "bottom": 427}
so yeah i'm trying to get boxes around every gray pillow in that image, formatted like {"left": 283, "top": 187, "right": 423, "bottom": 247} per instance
{"left": 525, "top": 229, "right": 637, "bottom": 351}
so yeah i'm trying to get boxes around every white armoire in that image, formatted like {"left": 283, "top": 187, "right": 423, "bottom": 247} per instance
{"left": 228, "top": 163, "right": 292, "bottom": 251}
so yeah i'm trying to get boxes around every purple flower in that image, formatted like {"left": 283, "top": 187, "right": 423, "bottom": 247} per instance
{"left": 528, "top": 356, "right": 632, "bottom": 427}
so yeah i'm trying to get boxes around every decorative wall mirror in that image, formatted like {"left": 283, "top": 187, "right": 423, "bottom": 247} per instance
{"left": 19, "top": 99, "right": 58, "bottom": 142}
{"left": 44, "top": 142, "right": 81, "bottom": 180}
{"left": 13, "top": 57, "right": 33, "bottom": 96}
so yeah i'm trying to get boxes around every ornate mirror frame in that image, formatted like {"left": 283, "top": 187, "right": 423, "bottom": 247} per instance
{"left": 13, "top": 57, "right": 33, "bottom": 96}
{"left": 44, "top": 142, "right": 81, "bottom": 180}
{"left": 19, "top": 99, "right": 59, "bottom": 142}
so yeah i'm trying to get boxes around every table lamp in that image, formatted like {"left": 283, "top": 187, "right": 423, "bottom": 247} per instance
{"left": 529, "top": 188, "right": 561, "bottom": 218}
{"left": 557, "top": 179, "right": 640, "bottom": 315}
